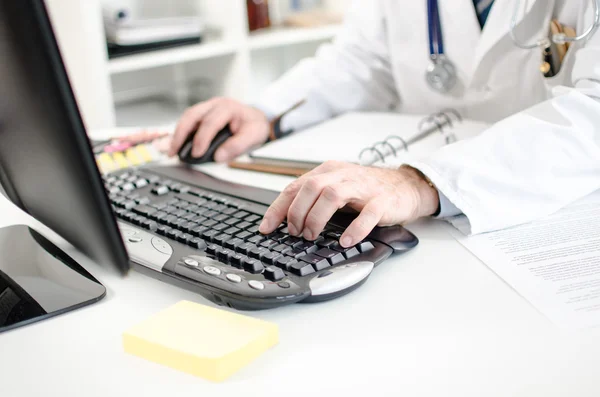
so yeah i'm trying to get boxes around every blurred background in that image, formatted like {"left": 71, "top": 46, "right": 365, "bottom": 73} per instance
{"left": 44, "top": 0, "right": 347, "bottom": 130}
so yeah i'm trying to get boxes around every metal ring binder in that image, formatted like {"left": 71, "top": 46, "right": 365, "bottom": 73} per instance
{"left": 374, "top": 140, "right": 398, "bottom": 157}
{"left": 358, "top": 109, "right": 463, "bottom": 166}
{"left": 385, "top": 136, "right": 409, "bottom": 152}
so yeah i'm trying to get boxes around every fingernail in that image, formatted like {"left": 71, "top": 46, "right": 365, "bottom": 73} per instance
{"left": 214, "top": 149, "right": 228, "bottom": 163}
{"left": 288, "top": 223, "right": 298, "bottom": 236}
{"left": 341, "top": 236, "right": 353, "bottom": 247}
{"left": 259, "top": 219, "right": 270, "bottom": 233}
{"left": 303, "top": 229, "right": 313, "bottom": 241}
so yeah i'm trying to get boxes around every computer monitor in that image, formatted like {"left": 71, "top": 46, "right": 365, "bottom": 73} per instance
{"left": 0, "top": 1, "right": 129, "bottom": 331}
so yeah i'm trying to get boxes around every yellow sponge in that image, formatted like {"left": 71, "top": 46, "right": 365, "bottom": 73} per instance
{"left": 122, "top": 301, "right": 278, "bottom": 382}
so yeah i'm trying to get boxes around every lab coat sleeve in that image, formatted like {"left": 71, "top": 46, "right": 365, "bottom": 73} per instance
{"left": 254, "top": 0, "right": 399, "bottom": 131}
{"left": 409, "top": 8, "right": 600, "bottom": 235}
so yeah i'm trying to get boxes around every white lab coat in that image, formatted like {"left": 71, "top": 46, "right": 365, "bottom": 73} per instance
{"left": 256, "top": 0, "right": 600, "bottom": 234}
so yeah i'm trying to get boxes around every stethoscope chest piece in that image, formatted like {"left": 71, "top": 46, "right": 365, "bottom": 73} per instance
{"left": 426, "top": 0, "right": 459, "bottom": 94}
{"left": 426, "top": 54, "right": 457, "bottom": 94}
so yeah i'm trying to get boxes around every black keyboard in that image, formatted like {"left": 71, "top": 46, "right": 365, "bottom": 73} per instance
{"left": 104, "top": 166, "right": 419, "bottom": 310}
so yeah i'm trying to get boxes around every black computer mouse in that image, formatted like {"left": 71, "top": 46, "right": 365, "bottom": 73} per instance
{"left": 178, "top": 126, "right": 234, "bottom": 164}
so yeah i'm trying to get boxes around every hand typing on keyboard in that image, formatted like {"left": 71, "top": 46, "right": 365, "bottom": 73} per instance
{"left": 259, "top": 161, "right": 439, "bottom": 248}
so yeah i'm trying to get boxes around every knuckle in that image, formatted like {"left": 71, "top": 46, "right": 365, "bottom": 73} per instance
{"left": 282, "top": 182, "right": 299, "bottom": 197}
{"left": 304, "top": 177, "right": 322, "bottom": 194}
{"left": 322, "top": 185, "right": 342, "bottom": 204}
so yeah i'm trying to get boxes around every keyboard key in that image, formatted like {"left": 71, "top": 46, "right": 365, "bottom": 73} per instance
{"left": 224, "top": 238, "right": 244, "bottom": 250}
{"left": 317, "top": 238, "right": 337, "bottom": 248}
{"left": 229, "top": 253, "right": 245, "bottom": 268}
{"left": 182, "top": 213, "right": 197, "bottom": 221}
{"left": 315, "top": 248, "right": 339, "bottom": 260}
{"left": 236, "top": 242, "right": 256, "bottom": 255}
{"left": 188, "top": 237, "right": 207, "bottom": 250}
{"left": 213, "top": 204, "right": 228, "bottom": 213}
{"left": 217, "top": 248, "right": 233, "bottom": 263}
{"left": 224, "top": 217, "right": 240, "bottom": 226}
{"left": 245, "top": 214, "right": 260, "bottom": 223}
{"left": 275, "top": 256, "right": 296, "bottom": 270}
{"left": 243, "top": 258, "right": 264, "bottom": 274}
{"left": 293, "top": 240, "right": 316, "bottom": 251}
{"left": 283, "top": 236, "right": 302, "bottom": 246}
{"left": 357, "top": 241, "right": 375, "bottom": 253}
{"left": 344, "top": 247, "right": 360, "bottom": 259}
{"left": 289, "top": 262, "right": 315, "bottom": 277}
{"left": 202, "top": 219, "right": 218, "bottom": 228}
{"left": 186, "top": 205, "right": 200, "bottom": 213}
{"left": 202, "top": 230, "right": 220, "bottom": 242}
{"left": 272, "top": 244, "right": 292, "bottom": 254}
{"left": 271, "top": 233, "right": 288, "bottom": 243}
{"left": 247, "top": 225, "right": 260, "bottom": 234}
{"left": 213, "top": 233, "right": 230, "bottom": 245}
{"left": 248, "top": 235, "right": 266, "bottom": 244}
{"left": 191, "top": 225, "right": 209, "bottom": 237}
{"left": 221, "top": 207, "right": 237, "bottom": 215}
{"left": 300, "top": 254, "right": 330, "bottom": 271}
{"left": 168, "top": 218, "right": 186, "bottom": 228}
{"left": 164, "top": 206, "right": 178, "bottom": 214}
{"left": 260, "top": 239, "right": 278, "bottom": 249}
{"left": 330, "top": 241, "right": 345, "bottom": 252}
{"left": 151, "top": 202, "right": 167, "bottom": 210}
{"left": 260, "top": 251, "right": 281, "bottom": 266}
{"left": 151, "top": 186, "right": 169, "bottom": 196}
{"left": 233, "top": 211, "right": 250, "bottom": 219}
{"left": 175, "top": 201, "right": 190, "bottom": 210}
{"left": 173, "top": 209, "right": 187, "bottom": 218}
{"left": 235, "top": 221, "right": 252, "bottom": 230}
{"left": 204, "top": 210, "right": 219, "bottom": 218}
{"left": 122, "top": 200, "right": 136, "bottom": 210}
{"left": 166, "top": 229, "right": 183, "bottom": 240}
{"left": 134, "top": 179, "right": 148, "bottom": 189}
{"left": 224, "top": 226, "right": 240, "bottom": 235}
{"left": 142, "top": 220, "right": 158, "bottom": 232}
{"left": 213, "top": 223, "right": 228, "bottom": 232}
{"left": 122, "top": 182, "right": 135, "bottom": 191}
{"left": 156, "top": 225, "right": 171, "bottom": 236}
{"left": 206, "top": 244, "right": 219, "bottom": 255}
{"left": 264, "top": 266, "right": 285, "bottom": 282}
{"left": 132, "top": 205, "right": 156, "bottom": 216}
{"left": 249, "top": 246, "right": 269, "bottom": 259}
{"left": 213, "top": 214, "right": 229, "bottom": 222}
{"left": 171, "top": 184, "right": 190, "bottom": 193}
{"left": 135, "top": 196, "right": 150, "bottom": 205}
{"left": 235, "top": 230, "right": 252, "bottom": 240}
{"left": 177, "top": 233, "right": 193, "bottom": 244}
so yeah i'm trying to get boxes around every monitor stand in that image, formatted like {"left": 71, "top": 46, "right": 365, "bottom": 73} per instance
{"left": 0, "top": 225, "right": 106, "bottom": 333}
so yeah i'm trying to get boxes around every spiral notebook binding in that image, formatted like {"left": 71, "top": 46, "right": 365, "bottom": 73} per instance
{"left": 358, "top": 108, "right": 462, "bottom": 165}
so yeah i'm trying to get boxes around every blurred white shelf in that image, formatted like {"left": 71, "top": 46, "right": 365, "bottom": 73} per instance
{"left": 115, "top": 98, "right": 183, "bottom": 127}
{"left": 249, "top": 24, "right": 340, "bottom": 50}
{"left": 108, "top": 39, "right": 238, "bottom": 74}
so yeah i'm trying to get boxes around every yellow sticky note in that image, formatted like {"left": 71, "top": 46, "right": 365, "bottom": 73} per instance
{"left": 125, "top": 148, "right": 142, "bottom": 166}
{"left": 135, "top": 144, "right": 154, "bottom": 163}
{"left": 122, "top": 301, "right": 278, "bottom": 382}
{"left": 112, "top": 152, "right": 130, "bottom": 169}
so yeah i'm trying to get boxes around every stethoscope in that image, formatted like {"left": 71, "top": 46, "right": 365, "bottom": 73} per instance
{"left": 426, "top": 0, "right": 600, "bottom": 94}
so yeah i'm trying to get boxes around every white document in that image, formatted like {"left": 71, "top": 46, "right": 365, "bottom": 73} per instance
{"left": 448, "top": 190, "right": 600, "bottom": 330}
{"left": 250, "top": 112, "right": 488, "bottom": 166}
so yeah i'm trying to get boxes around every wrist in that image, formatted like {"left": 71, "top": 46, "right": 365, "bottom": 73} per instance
{"left": 398, "top": 165, "right": 440, "bottom": 217}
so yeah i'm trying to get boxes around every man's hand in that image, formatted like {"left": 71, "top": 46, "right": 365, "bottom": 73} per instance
{"left": 168, "top": 97, "right": 271, "bottom": 162}
{"left": 259, "top": 161, "right": 440, "bottom": 247}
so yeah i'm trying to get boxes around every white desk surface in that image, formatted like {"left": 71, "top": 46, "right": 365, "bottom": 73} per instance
{"left": 1, "top": 163, "right": 599, "bottom": 397}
